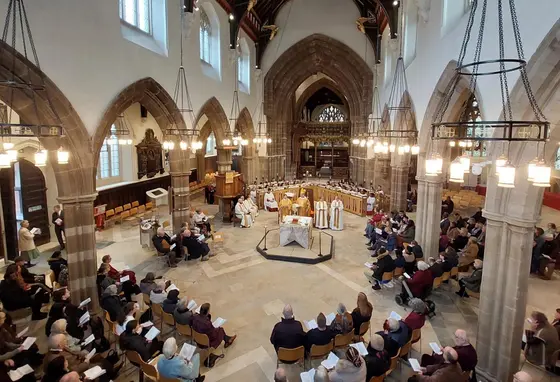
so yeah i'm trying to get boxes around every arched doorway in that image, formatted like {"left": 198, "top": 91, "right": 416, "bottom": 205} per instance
{"left": 264, "top": 34, "right": 373, "bottom": 182}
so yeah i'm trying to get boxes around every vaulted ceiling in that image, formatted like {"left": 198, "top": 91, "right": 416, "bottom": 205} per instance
{"left": 186, "top": 0, "right": 400, "bottom": 67}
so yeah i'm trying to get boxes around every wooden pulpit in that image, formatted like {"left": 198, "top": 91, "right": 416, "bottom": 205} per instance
{"left": 215, "top": 172, "right": 244, "bottom": 222}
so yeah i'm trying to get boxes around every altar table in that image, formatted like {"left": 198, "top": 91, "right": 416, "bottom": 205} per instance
{"left": 279, "top": 215, "right": 313, "bottom": 249}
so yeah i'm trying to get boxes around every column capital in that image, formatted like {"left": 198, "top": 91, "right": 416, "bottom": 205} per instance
{"left": 416, "top": 176, "right": 444, "bottom": 185}
{"left": 482, "top": 209, "right": 538, "bottom": 228}
{"left": 58, "top": 193, "right": 98, "bottom": 205}
{"left": 169, "top": 170, "right": 192, "bottom": 177}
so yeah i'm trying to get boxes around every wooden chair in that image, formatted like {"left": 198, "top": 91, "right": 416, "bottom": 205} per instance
{"left": 277, "top": 346, "right": 305, "bottom": 370}
{"left": 411, "top": 328, "right": 422, "bottom": 353}
{"left": 46, "top": 270, "right": 60, "bottom": 289}
{"left": 131, "top": 200, "right": 140, "bottom": 208}
{"left": 433, "top": 276, "right": 443, "bottom": 290}
{"left": 385, "top": 354, "right": 399, "bottom": 376}
{"left": 162, "top": 311, "right": 176, "bottom": 336}
{"left": 115, "top": 206, "right": 124, "bottom": 215}
{"left": 358, "top": 321, "right": 370, "bottom": 338}
{"left": 119, "top": 210, "right": 130, "bottom": 224}
{"left": 151, "top": 304, "right": 164, "bottom": 329}
{"left": 143, "top": 293, "right": 151, "bottom": 307}
{"left": 129, "top": 207, "right": 138, "bottom": 216}
{"left": 441, "top": 271, "right": 451, "bottom": 282}
{"left": 393, "top": 267, "right": 404, "bottom": 278}
{"left": 104, "top": 310, "right": 118, "bottom": 346}
{"left": 158, "top": 376, "right": 181, "bottom": 382}
{"left": 369, "top": 376, "right": 385, "bottom": 382}
{"left": 399, "top": 340, "right": 412, "bottom": 359}
{"left": 334, "top": 332, "right": 353, "bottom": 349}
{"left": 308, "top": 340, "right": 333, "bottom": 368}
{"left": 125, "top": 350, "right": 158, "bottom": 381}
{"left": 146, "top": 202, "right": 153, "bottom": 210}
{"left": 124, "top": 203, "right": 132, "bottom": 211}
{"left": 141, "top": 358, "right": 159, "bottom": 381}
{"left": 176, "top": 323, "right": 192, "bottom": 344}
{"left": 191, "top": 328, "right": 214, "bottom": 363}
{"left": 450, "top": 267, "right": 459, "bottom": 278}
{"left": 138, "top": 205, "right": 146, "bottom": 215}
{"left": 105, "top": 209, "right": 115, "bottom": 220}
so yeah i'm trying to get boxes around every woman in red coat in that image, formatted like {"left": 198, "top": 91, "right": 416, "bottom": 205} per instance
{"left": 399, "top": 261, "right": 433, "bottom": 305}
{"left": 190, "top": 303, "right": 237, "bottom": 349}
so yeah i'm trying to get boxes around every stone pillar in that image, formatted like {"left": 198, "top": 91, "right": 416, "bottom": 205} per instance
{"left": 217, "top": 148, "right": 232, "bottom": 174}
{"left": 475, "top": 211, "right": 535, "bottom": 382}
{"left": 415, "top": 176, "right": 443, "bottom": 257}
{"left": 390, "top": 165, "right": 409, "bottom": 211}
{"left": 373, "top": 156, "right": 391, "bottom": 192}
{"left": 169, "top": 147, "right": 191, "bottom": 231}
{"left": 58, "top": 193, "right": 99, "bottom": 310}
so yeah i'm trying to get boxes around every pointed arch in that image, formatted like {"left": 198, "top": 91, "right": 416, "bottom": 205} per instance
{"left": 195, "top": 97, "right": 230, "bottom": 147}
{"left": 295, "top": 77, "right": 349, "bottom": 122}
{"left": 236, "top": 107, "right": 258, "bottom": 181}
{"left": 92, "top": 77, "right": 185, "bottom": 167}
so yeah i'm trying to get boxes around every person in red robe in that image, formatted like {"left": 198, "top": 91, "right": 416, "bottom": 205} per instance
{"left": 102, "top": 254, "right": 136, "bottom": 283}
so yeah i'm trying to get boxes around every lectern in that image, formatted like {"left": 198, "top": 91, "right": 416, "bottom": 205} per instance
{"left": 215, "top": 172, "right": 244, "bottom": 222}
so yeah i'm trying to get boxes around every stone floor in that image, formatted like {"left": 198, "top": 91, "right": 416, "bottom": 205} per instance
{"left": 16, "top": 200, "right": 560, "bottom": 381}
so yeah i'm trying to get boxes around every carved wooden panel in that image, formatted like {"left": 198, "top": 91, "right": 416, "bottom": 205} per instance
{"left": 136, "top": 129, "right": 164, "bottom": 179}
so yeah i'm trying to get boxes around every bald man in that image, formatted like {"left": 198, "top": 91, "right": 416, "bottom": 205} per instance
{"left": 421, "top": 328, "right": 478, "bottom": 373}
{"left": 417, "top": 347, "right": 465, "bottom": 380}
{"left": 270, "top": 304, "right": 305, "bottom": 351}
{"left": 273, "top": 367, "right": 288, "bottom": 382}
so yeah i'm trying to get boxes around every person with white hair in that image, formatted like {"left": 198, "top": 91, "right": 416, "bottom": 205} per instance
{"left": 193, "top": 208, "right": 211, "bottom": 233}
{"left": 398, "top": 260, "right": 433, "bottom": 305}
{"left": 150, "top": 279, "right": 168, "bottom": 304}
{"left": 235, "top": 196, "right": 253, "bottom": 228}
{"left": 273, "top": 367, "right": 288, "bottom": 382}
{"left": 513, "top": 371, "right": 533, "bottom": 382}
{"left": 264, "top": 188, "right": 279, "bottom": 211}
{"left": 152, "top": 226, "right": 178, "bottom": 267}
{"left": 157, "top": 337, "right": 202, "bottom": 382}
{"left": 174, "top": 297, "right": 194, "bottom": 325}
{"left": 421, "top": 329, "right": 478, "bottom": 373}
{"left": 270, "top": 304, "right": 305, "bottom": 351}
{"left": 330, "top": 303, "right": 354, "bottom": 335}
{"left": 365, "top": 334, "right": 390, "bottom": 380}
{"left": 416, "top": 347, "right": 464, "bottom": 380}
{"left": 44, "top": 334, "right": 90, "bottom": 373}
{"left": 100, "top": 284, "right": 124, "bottom": 321}
{"left": 456, "top": 259, "right": 483, "bottom": 298}
{"left": 375, "top": 317, "right": 409, "bottom": 357}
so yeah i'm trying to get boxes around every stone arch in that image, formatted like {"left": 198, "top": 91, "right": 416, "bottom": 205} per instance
{"left": 295, "top": 77, "right": 350, "bottom": 122}
{"left": 92, "top": 77, "right": 185, "bottom": 165}
{"left": 236, "top": 107, "right": 258, "bottom": 182}
{"left": 194, "top": 97, "right": 230, "bottom": 147}
{"left": 264, "top": 34, "right": 373, "bottom": 180}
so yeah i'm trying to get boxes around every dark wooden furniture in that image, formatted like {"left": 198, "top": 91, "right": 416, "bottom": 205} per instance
{"left": 95, "top": 176, "right": 171, "bottom": 211}
{"left": 215, "top": 172, "right": 243, "bottom": 222}
{"left": 136, "top": 129, "right": 164, "bottom": 179}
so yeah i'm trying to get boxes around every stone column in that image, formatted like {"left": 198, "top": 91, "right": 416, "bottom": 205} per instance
{"left": 216, "top": 148, "right": 232, "bottom": 174}
{"left": 168, "top": 147, "right": 191, "bottom": 230}
{"left": 415, "top": 176, "right": 443, "bottom": 257}
{"left": 390, "top": 165, "right": 409, "bottom": 211}
{"left": 373, "top": 156, "right": 391, "bottom": 192}
{"left": 475, "top": 211, "right": 535, "bottom": 382}
{"left": 58, "top": 193, "right": 99, "bottom": 310}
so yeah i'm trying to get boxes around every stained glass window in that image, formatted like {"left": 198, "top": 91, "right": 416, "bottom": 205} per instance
{"left": 119, "top": 0, "right": 152, "bottom": 35}
{"left": 317, "top": 106, "right": 346, "bottom": 122}
{"left": 200, "top": 10, "right": 211, "bottom": 64}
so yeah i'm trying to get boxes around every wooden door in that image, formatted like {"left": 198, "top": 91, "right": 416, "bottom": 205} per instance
{"left": 0, "top": 167, "right": 17, "bottom": 260}
{"left": 18, "top": 159, "right": 50, "bottom": 246}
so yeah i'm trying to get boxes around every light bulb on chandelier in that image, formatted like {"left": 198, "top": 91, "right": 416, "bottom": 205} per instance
{"left": 532, "top": 161, "right": 551, "bottom": 187}
{"left": 7, "top": 149, "right": 17, "bottom": 162}
{"left": 352, "top": 138, "right": 360, "bottom": 145}
{"left": 180, "top": 141, "right": 188, "bottom": 150}
{"left": 527, "top": 157, "right": 539, "bottom": 182}
{"left": 34, "top": 150, "right": 47, "bottom": 167}
{"left": 3, "top": 142, "right": 14, "bottom": 150}
{"left": 389, "top": 144, "right": 396, "bottom": 153}
{"left": 497, "top": 163, "right": 516, "bottom": 188}
{"left": 397, "top": 146, "right": 405, "bottom": 155}
{"left": 0, "top": 152, "right": 10, "bottom": 169}
{"left": 495, "top": 154, "right": 508, "bottom": 175}
{"left": 425, "top": 153, "right": 443, "bottom": 177}
{"left": 411, "top": 145, "right": 420, "bottom": 155}
{"left": 403, "top": 144, "right": 411, "bottom": 153}
{"left": 459, "top": 155, "right": 471, "bottom": 174}
{"left": 449, "top": 157, "right": 465, "bottom": 183}
{"left": 57, "top": 148, "right": 69, "bottom": 165}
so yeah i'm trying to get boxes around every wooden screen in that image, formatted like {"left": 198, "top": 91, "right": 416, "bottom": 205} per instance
{"left": 18, "top": 159, "right": 50, "bottom": 246}
{"left": 0, "top": 167, "right": 17, "bottom": 260}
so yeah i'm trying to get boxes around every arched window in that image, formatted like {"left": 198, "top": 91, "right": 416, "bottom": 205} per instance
{"left": 205, "top": 132, "right": 217, "bottom": 157}
{"left": 199, "top": 9, "right": 211, "bottom": 64}
{"left": 237, "top": 39, "right": 250, "bottom": 93}
{"left": 98, "top": 125, "right": 121, "bottom": 179}
{"left": 317, "top": 106, "right": 346, "bottom": 122}
{"left": 119, "top": 0, "right": 152, "bottom": 35}
{"left": 463, "top": 95, "right": 487, "bottom": 157}
{"left": 555, "top": 148, "right": 560, "bottom": 170}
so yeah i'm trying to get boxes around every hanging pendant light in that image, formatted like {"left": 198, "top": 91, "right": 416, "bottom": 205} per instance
{"left": 6, "top": 149, "right": 17, "bottom": 162}
{"left": 449, "top": 157, "right": 465, "bottom": 183}
{"left": 403, "top": 144, "right": 411, "bottom": 153}
{"left": 426, "top": 153, "right": 443, "bottom": 177}
{"left": 3, "top": 142, "right": 14, "bottom": 150}
{"left": 223, "top": 138, "right": 232, "bottom": 146}
{"left": 34, "top": 150, "right": 47, "bottom": 167}
{"left": 389, "top": 144, "right": 396, "bottom": 153}
{"left": 449, "top": 141, "right": 456, "bottom": 147}
{"left": 397, "top": 146, "right": 405, "bottom": 155}
{"left": 411, "top": 145, "right": 420, "bottom": 155}
{"left": 459, "top": 155, "right": 471, "bottom": 174}
{"left": 532, "top": 161, "right": 551, "bottom": 187}
{"left": 352, "top": 138, "right": 360, "bottom": 145}
{"left": 180, "top": 141, "right": 188, "bottom": 150}
{"left": 0, "top": 152, "right": 10, "bottom": 168}
{"left": 359, "top": 139, "right": 366, "bottom": 147}
{"left": 497, "top": 163, "right": 516, "bottom": 188}
{"left": 527, "top": 157, "right": 539, "bottom": 182}
{"left": 57, "top": 148, "right": 69, "bottom": 164}
{"left": 495, "top": 154, "right": 508, "bottom": 175}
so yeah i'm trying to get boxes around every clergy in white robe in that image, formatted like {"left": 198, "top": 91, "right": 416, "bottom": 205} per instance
{"left": 264, "top": 188, "right": 279, "bottom": 211}
{"left": 235, "top": 196, "right": 253, "bottom": 228}
{"left": 243, "top": 197, "right": 259, "bottom": 220}
{"left": 330, "top": 196, "right": 344, "bottom": 231}
{"left": 249, "top": 187, "right": 257, "bottom": 204}
{"left": 366, "top": 193, "right": 376, "bottom": 216}
{"left": 314, "top": 197, "right": 329, "bottom": 229}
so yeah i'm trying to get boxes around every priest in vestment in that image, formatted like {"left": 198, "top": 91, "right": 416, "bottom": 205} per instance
{"left": 249, "top": 186, "right": 258, "bottom": 204}
{"left": 366, "top": 192, "right": 376, "bottom": 216}
{"left": 235, "top": 196, "right": 253, "bottom": 228}
{"left": 296, "top": 189, "right": 311, "bottom": 217}
{"left": 314, "top": 197, "right": 329, "bottom": 229}
{"left": 243, "top": 195, "right": 259, "bottom": 220}
{"left": 264, "top": 188, "right": 279, "bottom": 211}
{"left": 278, "top": 194, "right": 292, "bottom": 222}
{"left": 330, "top": 196, "right": 344, "bottom": 231}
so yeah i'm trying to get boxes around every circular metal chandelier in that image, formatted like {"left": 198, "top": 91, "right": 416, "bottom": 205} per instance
{"left": 428, "top": 0, "right": 550, "bottom": 187}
